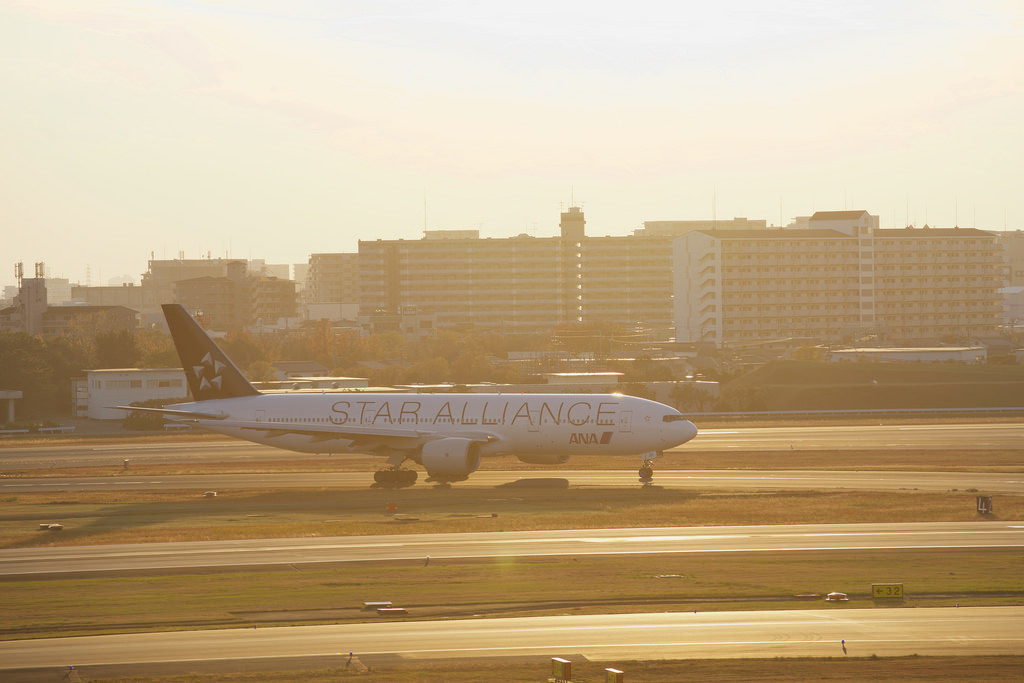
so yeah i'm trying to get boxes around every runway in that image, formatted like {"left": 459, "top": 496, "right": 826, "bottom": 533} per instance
{"left": 1, "top": 606, "right": 1022, "bottom": 669}
{"left": 694, "top": 422, "right": 1024, "bottom": 451}
{"left": 3, "top": 521, "right": 1022, "bottom": 576}
{"left": 1, "top": 422, "right": 1021, "bottom": 470}
{"left": 4, "top": 468, "right": 1022, "bottom": 493}
{"left": 2, "top": 422, "right": 1022, "bottom": 671}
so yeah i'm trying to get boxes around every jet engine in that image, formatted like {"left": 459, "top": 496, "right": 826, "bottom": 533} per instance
{"left": 515, "top": 453, "right": 571, "bottom": 465}
{"left": 420, "top": 438, "right": 482, "bottom": 480}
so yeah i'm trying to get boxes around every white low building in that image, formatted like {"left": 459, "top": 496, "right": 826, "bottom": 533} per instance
{"left": 81, "top": 368, "right": 188, "bottom": 420}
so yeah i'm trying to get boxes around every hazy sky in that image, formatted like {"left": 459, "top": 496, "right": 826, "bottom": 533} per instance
{"left": 3, "top": 1, "right": 1022, "bottom": 288}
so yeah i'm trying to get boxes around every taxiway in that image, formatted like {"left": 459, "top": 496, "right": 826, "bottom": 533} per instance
{"left": 3, "top": 521, "right": 1021, "bottom": 576}
{"left": 1, "top": 606, "right": 1021, "bottom": 670}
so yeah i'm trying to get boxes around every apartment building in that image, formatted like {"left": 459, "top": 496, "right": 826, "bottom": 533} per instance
{"left": 576, "top": 234, "right": 674, "bottom": 332}
{"left": 358, "top": 207, "right": 676, "bottom": 333}
{"left": 174, "top": 272, "right": 297, "bottom": 332}
{"left": 997, "top": 230, "right": 1024, "bottom": 287}
{"left": 174, "top": 275, "right": 244, "bottom": 331}
{"left": 874, "top": 227, "right": 1004, "bottom": 340}
{"left": 306, "top": 253, "right": 360, "bottom": 305}
{"left": 639, "top": 217, "right": 768, "bottom": 236}
{"left": 139, "top": 258, "right": 250, "bottom": 323}
{"left": 673, "top": 211, "right": 1005, "bottom": 346}
{"left": 673, "top": 228, "right": 863, "bottom": 344}
{"left": 70, "top": 283, "right": 146, "bottom": 312}
{"left": 359, "top": 230, "right": 566, "bottom": 330}
{"left": 0, "top": 275, "right": 138, "bottom": 338}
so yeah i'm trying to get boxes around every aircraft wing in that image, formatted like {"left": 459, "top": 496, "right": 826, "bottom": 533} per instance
{"left": 227, "top": 419, "right": 499, "bottom": 447}
{"left": 113, "top": 406, "right": 499, "bottom": 449}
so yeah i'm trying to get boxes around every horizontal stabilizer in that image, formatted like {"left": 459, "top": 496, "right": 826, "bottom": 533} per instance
{"left": 110, "top": 405, "right": 228, "bottom": 420}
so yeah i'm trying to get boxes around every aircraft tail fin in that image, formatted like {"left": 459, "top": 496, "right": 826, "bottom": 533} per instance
{"left": 162, "top": 304, "right": 260, "bottom": 401}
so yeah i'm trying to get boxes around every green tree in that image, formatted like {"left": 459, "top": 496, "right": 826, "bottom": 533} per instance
{"left": 716, "top": 385, "right": 769, "bottom": 412}
{"left": 220, "top": 331, "right": 268, "bottom": 369}
{"left": 0, "top": 332, "right": 56, "bottom": 418}
{"left": 451, "top": 352, "right": 492, "bottom": 384}
{"left": 621, "top": 382, "right": 655, "bottom": 401}
{"left": 246, "top": 360, "right": 277, "bottom": 383}
{"left": 670, "top": 382, "right": 713, "bottom": 411}
{"left": 43, "top": 334, "right": 95, "bottom": 413}
{"left": 406, "top": 356, "right": 451, "bottom": 384}
{"left": 94, "top": 330, "right": 140, "bottom": 368}
{"left": 136, "top": 329, "right": 179, "bottom": 368}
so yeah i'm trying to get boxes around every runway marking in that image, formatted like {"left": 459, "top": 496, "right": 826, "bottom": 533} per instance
{"left": 123, "top": 636, "right": 1024, "bottom": 662}
{"left": 580, "top": 535, "right": 738, "bottom": 543}
{"left": 91, "top": 443, "right": 244, "bottom": 452}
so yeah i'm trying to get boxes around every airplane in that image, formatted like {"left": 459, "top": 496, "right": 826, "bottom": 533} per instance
{"left": 122, "top": 304, "right": 698, "bottom": 486}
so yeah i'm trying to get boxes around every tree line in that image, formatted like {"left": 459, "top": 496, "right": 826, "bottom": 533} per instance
{"left": 1, "top": 321, "right": 717, "bottom": 420}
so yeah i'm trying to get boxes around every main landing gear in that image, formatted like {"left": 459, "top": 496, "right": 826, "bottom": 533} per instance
{"left": 373, "top": 467, "right": 418, "bottom": 488}
{"left": 638, "top": 450, "right": 660, "bottom": 481}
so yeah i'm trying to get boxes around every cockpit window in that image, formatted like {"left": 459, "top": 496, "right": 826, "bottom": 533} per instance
{"left": 663, "top": 414, "right": 689, "bottom": 422}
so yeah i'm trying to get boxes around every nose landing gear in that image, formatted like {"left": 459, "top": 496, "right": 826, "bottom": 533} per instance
{"left": 638, "top": 450, "right": 660, "bottom": 481}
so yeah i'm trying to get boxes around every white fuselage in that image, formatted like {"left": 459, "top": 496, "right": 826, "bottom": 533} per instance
{"left": 170, "top": 392, "right": 698, "bottom": 458}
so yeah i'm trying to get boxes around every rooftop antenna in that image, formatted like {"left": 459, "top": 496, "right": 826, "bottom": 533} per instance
{"left": 712, "top": 186, "right": 717, "bottom": 228}
{"left": 954, "top": 198, "right": 959, "bottom": 228}
{"left": 423, "top": 187, "right": 427, "bottom": 234}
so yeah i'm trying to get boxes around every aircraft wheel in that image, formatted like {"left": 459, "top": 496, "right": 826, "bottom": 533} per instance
{"left": 373, "top": 470, "right": 389, "bottom": 485}
{"left": 638, "top": 464, "right": 654, "bottom": 480}
{"left": 400, "top": 469, "right": 418, "bottom": 486}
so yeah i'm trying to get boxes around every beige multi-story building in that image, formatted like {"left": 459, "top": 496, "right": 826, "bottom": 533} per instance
{"left": 997, "top": 230, "right": 1024, "bottom": 287}
{"left": 358, "top": 207, "right": 675, "bottom": 334}
{"left": 674, "top": 227, "right": 863, "bottom": 344}
{"left": 174, "top": 273, "right": 297, "bottom": 332}
{"left": 576, "top": 234, "right": 674, "bottom": 332}
{"left": 639, "top": 217, "right": 768, "bottom": 236}
{"left": 0, "top": 300, "right": 137, "bottom": 338}
{"left": 673, "top": 211, "right": 1005, "bottom": 346}
{"left": 359, "top": 230, "right": 567, "bottom": 330}
{"left": 134, "top": 258, "right": 248, "bottom": 326}
{"left": 71, "top": 283, "right": 146, "bottom": 312}
{"left": 874, "top": 226, "right": 1004, "bottom": 340}
{"left": 250, "top": 276, "right": 298, "bottom": 325}
{"left": 174, "top": 275, "right": 244, "bottom": 331}
{"left": 306, "top": 253, "right": 360, "bottom": 305}
{"left": 131, "top": 258, "right": 297, "bottom": 330}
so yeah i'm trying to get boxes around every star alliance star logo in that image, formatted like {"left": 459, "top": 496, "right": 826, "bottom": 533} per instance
{"left": 192, "top": 351, "right": 227, "bottom": 395}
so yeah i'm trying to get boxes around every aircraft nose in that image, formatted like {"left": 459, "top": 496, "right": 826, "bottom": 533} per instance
{"left": 679, "top": 419, "right": 698, "bottom": 443}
